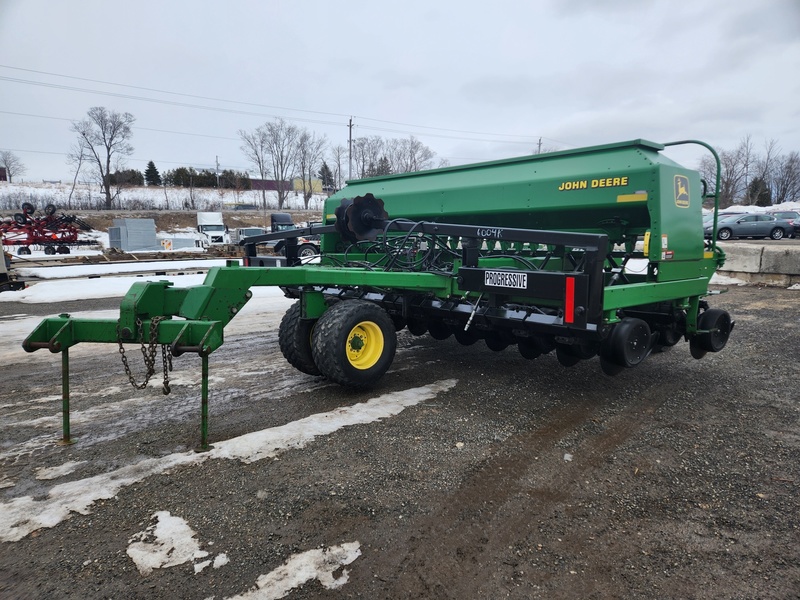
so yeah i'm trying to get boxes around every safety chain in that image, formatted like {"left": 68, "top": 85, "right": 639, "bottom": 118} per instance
{"left": 117, "top": 316, "right": 173, "bottom": 395}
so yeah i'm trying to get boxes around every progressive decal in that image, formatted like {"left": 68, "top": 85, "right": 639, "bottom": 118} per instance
{"left": 484, "top": 271, "right": 528, "bottom": 289}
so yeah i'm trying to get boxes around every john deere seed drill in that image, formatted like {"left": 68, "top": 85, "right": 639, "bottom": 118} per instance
{"left": 24, "top": 139, "right": 734, "bottom": 447}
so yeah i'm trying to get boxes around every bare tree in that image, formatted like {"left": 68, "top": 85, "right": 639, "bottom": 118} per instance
{"left": 240, "top": 119, "right": 301, "bottom": 209}
{"left": 698, "top": 136, "right": 800, "bottom": 207}
{"left": 700, "top": 144, "right": 748, "bottom": 208}
{"left": 296, "top": 130, "right": 327, "bottom": 208}
{"left": 745, "top": 139, "right": 779, "bottom": 206}
{"left": 329, "top": 145, "right": 347, "bottom": 191}
{"left": 393, "top": 136, "right": 436, "bottom": 173}
{"left": 66, "top": 142, "right": 87, "bottom": 210}
{"left": 352, "top": 136, "right": 384, "bottom": 179}
{"left": 0, "top": 150, "right": 27, "bottom": 182}
{"left": 771, "top": 151, "right": 800, "bottom": 204}
{"left": 265, "top": 119, "right": 301, "bottom": 209}
{"left": 239, "top": 127, "right": 270, "bottom": 209}
{"left": 70, "top": 107, "right": 135, "bottom": 209}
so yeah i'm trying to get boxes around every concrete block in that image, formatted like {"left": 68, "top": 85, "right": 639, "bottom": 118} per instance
{"left": 719, "top": 243, "right": 763, "bottom": 273}
{"left": 760, "top": 246, "right": 800, "bottom": 275}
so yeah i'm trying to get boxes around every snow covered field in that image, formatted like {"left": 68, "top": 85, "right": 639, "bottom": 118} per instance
{"left": 0, "top": 182, "right": 328, "bottom": 213}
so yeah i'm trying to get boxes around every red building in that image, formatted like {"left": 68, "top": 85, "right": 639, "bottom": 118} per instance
{"left": 250, "top": 178, "right": 291, "bottom": 191}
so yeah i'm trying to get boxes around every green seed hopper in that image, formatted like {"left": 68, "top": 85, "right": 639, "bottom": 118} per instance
{"left": 23, "top": 139, "right": 734, "bottom": 448}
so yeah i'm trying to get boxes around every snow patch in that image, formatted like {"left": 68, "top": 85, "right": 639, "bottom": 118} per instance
{"left": 35, "top": 461, "right": 87, "bottom": 480}
{"left": 0, "top": 379, "right": 458, "bottom": 542}
{"left": 226, "top": 542, "right": 361, "bottom": 600}
{"left": 127, "top": 511, "right": 209, "bottom": 576}
{"left": 711, "top": 273, "right": 748, "bottom": 285}
{"left": 209, "top": 379, "right": 458, "bottom": 464}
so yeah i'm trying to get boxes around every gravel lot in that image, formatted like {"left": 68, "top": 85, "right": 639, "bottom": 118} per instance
{"left": 1, "top": 284, "right": 799, "bottom": 599}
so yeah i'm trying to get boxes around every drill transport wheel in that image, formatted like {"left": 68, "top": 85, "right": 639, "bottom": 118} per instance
{"left": 312, "top": 300, "right": 397, "bottom": 389}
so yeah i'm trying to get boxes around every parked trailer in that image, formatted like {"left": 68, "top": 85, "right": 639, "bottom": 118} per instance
{"left": 1, "top": 203, "right": 93, "bottom": 254}
{"left": 24, "top": 140, "right": 734, "bottom": 448}
{"left": 1, "top": 251, "right": 24, "bottom": 292}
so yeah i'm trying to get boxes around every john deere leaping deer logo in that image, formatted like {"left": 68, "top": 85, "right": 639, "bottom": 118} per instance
{"left": 674, "top": 175, "right": 690, "bottom": 208}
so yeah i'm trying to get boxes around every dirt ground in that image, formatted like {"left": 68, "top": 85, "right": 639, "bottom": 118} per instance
{"left": 1, "top": 284, "right": 799, "bottom": 599}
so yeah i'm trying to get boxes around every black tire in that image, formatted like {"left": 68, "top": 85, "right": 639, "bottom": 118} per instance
{"left": 454, "top": 328, "right": 479, "bottom": 346}
{"left": 18, "top": 246, "right": 31, "bottom": 255}
{"left": 45, "top": 204, "right": 57, "bottom": 216}
{"left": 717, "top": 228, "right": 732, "bottom": 240}
{"left": 691, "top": 308, "right": 733, "bottom": 355}
{"left": 600, "top": 318, "right": 653, "bottom": 368}
{"left": 652, "top": 324, "right": 681, "bottom": 353}
{"left": 57, "top": 246, "right": 70, "bottom": 254}
{"left": 770, "top": 228, "right": 784, "bottom": 240}
{"left": 427, "top": 320, "right": 452, "bottom": 340}
{"left": 485, "top": 334, "right": 509, "bottom": 352}
{"left": 406, "top": 319, "right": 427, "bottom": 336}
{"left": 21, "top": 202, "right": 35, "bottom": 214}
{"left": 278, "top": 301, "right": 321, "bottom": 376}
{"left": 389, "top": 315, "right": 407, "bottom": 331}
{"left": 555, "top": 344, "right": 581, "bottom": 367}
{"left": 44, "top": 246, "right": 57, "bottom": 255}
{"left": 311, "top": 300, "right": 397, "bottom": 389}
{"left": 13, "top": 213, "right": 26, "bottom": 225}
{"left": 518, "top": 339, "right": 541, "bottom": 359}
{"left": 600, "top": 355, "right": 625, "bottom": 376}
{"left": 656, "top": 325, "right": 681, "bottom": 347}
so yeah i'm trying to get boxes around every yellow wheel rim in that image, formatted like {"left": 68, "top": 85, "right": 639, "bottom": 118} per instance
{"left": 346, "top": 321, "right": 384, "bottom": 370}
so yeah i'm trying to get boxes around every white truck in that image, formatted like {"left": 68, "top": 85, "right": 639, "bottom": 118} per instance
{"left": 230, "top": 226, "right": 269, "bottom": 244}
{"left": 196, "top": 212, "right": 231, "bottom": 248}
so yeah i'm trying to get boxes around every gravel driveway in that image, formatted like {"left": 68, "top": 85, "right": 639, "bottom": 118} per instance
{"left": 1, "top": 284, "right": 798, "bottom": 599}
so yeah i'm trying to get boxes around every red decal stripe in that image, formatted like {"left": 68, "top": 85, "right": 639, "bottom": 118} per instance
{"left": 564, "top": 277, "right": 575, "bottom": 324}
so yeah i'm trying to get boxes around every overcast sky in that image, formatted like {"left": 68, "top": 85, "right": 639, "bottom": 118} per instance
{"left": 1, "top": 0, "right": 798, "bottom": 182}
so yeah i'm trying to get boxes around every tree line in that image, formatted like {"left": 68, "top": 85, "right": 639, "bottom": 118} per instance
{"left": 698, "top": 136, "right": 799, "bottom": 207}
{"left": 57, "top": 107, "right": 445, "bottom": 210}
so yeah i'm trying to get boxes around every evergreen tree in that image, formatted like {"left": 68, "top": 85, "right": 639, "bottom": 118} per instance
{"left": 144, "top": 161, "right": 162, "bottom": 186}
{"left": 195, "top": 169, "right": 218, "bottom": 188}
{"left": 749, "top": 177, "right": 772, "bottom": 206}
{"left": 219, "top": 169, "right": 252, "bottom": 190}
{"left": 318, "top": 161, "right": 335, "bottom": 190}
{"left": 109, "top": 169, "right": 144, "bottom": 186}
{"left": 375, "top": 156, "right": 392, "bottom": 176}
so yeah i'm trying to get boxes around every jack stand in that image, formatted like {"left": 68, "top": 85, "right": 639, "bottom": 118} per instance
{"left": 57, "top": 349, "right": 75, "bottom": 445}
{"left": 196, "top": 354, "right": 213, "bottom": 452}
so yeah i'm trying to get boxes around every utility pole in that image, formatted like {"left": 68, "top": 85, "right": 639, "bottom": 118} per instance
{"left": 537, "top": 137, "right": 542, "bottom": 154}
{"left": 215, "top": 156, "right": 220, "bottom": 187}
{"left": 348, "top": 117, "right": 353, "bottom": 180}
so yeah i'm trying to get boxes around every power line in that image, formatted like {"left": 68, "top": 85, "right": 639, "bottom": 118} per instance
{"left": 0, "top": 64, "right": 352, "bottom": 120}
{"left": 0, "top": 64, "right": 558, "bottom": 144}
{"left": 0, "top": 76, "right": 348, "bottom": 128}
{"left": 0, "top": 146, "right": 251, "bottom": 172}
{"left": 0, "top": 110, "right": 241, "bottom": 142}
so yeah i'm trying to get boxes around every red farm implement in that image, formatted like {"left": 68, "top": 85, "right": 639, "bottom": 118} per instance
{"left": 1, "top": 202, "right": 93, "bottom": 255}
